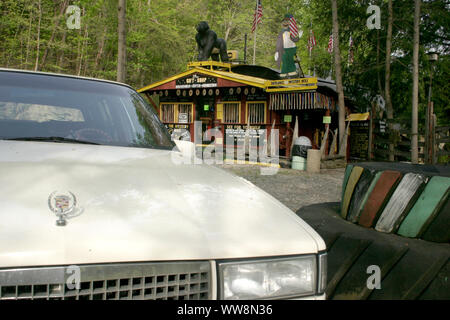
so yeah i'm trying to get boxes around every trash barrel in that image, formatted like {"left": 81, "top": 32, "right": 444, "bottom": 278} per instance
{"left": 292, "top": 156, "right": 307, "bottom": 170}
{"left": 291, "top": 137, "right": 312, "bottom": 171}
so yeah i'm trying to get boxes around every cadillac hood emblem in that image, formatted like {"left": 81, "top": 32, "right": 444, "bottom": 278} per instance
{"left": 48, "top": 191, "right": 83, "bottom": 226}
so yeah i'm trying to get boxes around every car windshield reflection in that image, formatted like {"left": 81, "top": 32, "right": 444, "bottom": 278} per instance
{"left": 0, "top": 71, "right": 174, "bottom": 150}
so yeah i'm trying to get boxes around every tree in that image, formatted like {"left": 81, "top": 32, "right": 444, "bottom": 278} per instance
{"left": 330, "top": 0, "right": 346, "bottom": 148}
{"left": 117, "top": 0, "right": 126, "bottom": 83}
{"left": 34, "top": 0, "right": 42, "bottom": 71}
{"left": 385, "top": 0, "right": 394, "bottom": 161}
{"left": 411, "top": 0, "right": 421, "bottom": 164}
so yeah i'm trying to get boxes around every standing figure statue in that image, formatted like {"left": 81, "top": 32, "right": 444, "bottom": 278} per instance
{"left": 275, "top": 14, "right": 302, "bottom": 78}
{"left": 195, "top": 21, "right": 229, "bottom": 62}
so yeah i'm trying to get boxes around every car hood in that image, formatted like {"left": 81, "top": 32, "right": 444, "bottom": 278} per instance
{"left": 0, "top": 141, "right": 325, "bottom": 268}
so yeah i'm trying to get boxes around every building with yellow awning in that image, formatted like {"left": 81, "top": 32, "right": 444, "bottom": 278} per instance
{"left": 139, "top": 61, "right": 342, "bottom": 158}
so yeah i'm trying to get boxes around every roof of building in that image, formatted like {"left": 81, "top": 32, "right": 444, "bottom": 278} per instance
{"left": 138, "top": 62, "right": 322, "bottom": 94}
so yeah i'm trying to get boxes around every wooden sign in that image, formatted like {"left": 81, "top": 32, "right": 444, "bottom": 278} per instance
{"left": 176, "top": 74, "right": 217, "bottom": 89}
{"left": 349, "top": 121, "right": 369, "bottom": 160}
{"left": 178, "top": 113, "right": 188, "bottom": 123}
{"left": 284, "top": 115, "right": 292, "bottom": 123}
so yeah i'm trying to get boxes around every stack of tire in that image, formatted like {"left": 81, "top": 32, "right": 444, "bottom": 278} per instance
{"left": 296, "top": 162, "right": 450, "bottom": 300}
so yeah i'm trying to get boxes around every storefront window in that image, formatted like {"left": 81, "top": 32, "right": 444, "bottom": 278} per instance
{"left": 160, "top": 103, "right": 193, "bottom": 123}
{"left": 161, "top": 103, "right": 175, "bottom": 122}
{"left": 223, "top": 102, "right": 240, "bottom": 123}
{"left": 247, "top": 102, "right": 266, "bottom": 124}
{"left": 177, "top": 103, "right": 192, "bottom": 123}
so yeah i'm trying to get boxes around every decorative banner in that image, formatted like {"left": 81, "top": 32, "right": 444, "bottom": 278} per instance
{"left": 269, "top": 92, "right": 335, "bottom": 111}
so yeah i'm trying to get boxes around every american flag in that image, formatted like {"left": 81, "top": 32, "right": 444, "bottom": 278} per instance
{"left": 348, "top": 36, "right": 354, "bottom": 64}
{"left": 251, "top": 0, "right": 263, "bottom": 33}
{"left": 289, "top": 15, "right": 299, "bottom": 39}
{"left": 308, "top": 29, "right": 317, "bottom": 53}
{"left": 327, "top": 34, "right": 334, "bottom": 54}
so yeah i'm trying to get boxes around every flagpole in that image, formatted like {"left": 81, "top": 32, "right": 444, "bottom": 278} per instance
{"left": 252, "top": 0, "right": 258, "bottom": 65}
{"left": 309, "top": 20, "right": 312, "bottom": 76}
{"left": 253, "top": 21, "right": 257, "bottom": 65}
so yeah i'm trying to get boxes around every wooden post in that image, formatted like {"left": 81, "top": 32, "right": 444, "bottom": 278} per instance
{"left": 411, "top": 0, "right": 421, "bottom": 164}
{"left": 425, "top": 101, "right": 430, "bottom": 163}
{"left": 320, "top": 126, "right": 329, "bottom": 160}
{"left": 368, "top": 105, "right": 374, "bottom": 160}
{"left": 432, "top": 113, "right": 436, "bottom": 164}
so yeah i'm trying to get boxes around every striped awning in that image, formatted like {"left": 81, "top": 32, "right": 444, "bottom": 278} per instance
{"left": 269, "top": 92, "right": 335, "bottom": 111}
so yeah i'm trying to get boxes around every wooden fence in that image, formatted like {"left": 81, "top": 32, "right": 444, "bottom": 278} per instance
{"left": 369, "top": 119, "right": 449, "bottom": 164}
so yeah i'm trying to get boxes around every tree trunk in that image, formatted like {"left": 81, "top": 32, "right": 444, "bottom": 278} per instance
{"left": 94, "top": 26, "right": 107, "bottom": 74}
{"left": 331, "top": 0, "right": 346, "bottom": 150}
{"left": 57, "top": 29, "right": 67, "bottom": 69}
{"left": 25, "top": 2, "right": 35, "bottom": 68}
{"left": 117, "top": 0, "right": 127, "bottom": 83}
{"left": 34, "top": 0, "right": 42, "bottom": 71}
{"left": 40, "top": 0, "right": 68, "bottom": 70}
{"left": 79, "top": 25, "right": 89, "bottom": 76}
{"left": 385, "top": 0, "right": 395, "bottom": 161}
{"left": 411, "top": 0, "right": 421, "bottom": 164}
{"left": 376, "top": 30, "right": 383, "bottom": 96}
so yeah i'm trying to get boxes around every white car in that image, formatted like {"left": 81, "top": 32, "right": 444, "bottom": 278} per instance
{"left": 0, "top": 69, "right": 326, "bottom": 300}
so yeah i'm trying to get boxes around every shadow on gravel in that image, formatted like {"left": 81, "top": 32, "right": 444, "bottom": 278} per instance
{"left": 296, "top": 202, "right": 450, "bottom": 300}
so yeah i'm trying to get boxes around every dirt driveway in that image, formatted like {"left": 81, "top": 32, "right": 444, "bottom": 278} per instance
{"left": 217, "top": 164, "right": 345, "bottom": 212}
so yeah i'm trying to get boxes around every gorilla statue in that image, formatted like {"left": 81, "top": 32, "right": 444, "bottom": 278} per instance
{"left": 195, "top": 21, "right": 229, "bottom": 62}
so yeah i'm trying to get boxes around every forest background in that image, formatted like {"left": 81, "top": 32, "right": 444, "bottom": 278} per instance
{"left": 0, "top": 0, "right": 448, "bottom": 126}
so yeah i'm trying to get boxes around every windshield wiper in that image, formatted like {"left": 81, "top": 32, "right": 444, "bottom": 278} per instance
{"left": 4, "top": 136, "right": 100, "bottom": 145}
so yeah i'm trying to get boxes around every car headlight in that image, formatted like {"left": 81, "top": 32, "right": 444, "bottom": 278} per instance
{"left": 218, "top": 256, "right": 317, "bottom": 300}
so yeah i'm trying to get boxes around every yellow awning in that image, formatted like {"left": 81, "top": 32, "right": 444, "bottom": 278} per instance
{"left": 138, "top": 62, "right": 318, "bottom": 93}
{"left": 346, "top": 112, "right": 370, "bottom": 121}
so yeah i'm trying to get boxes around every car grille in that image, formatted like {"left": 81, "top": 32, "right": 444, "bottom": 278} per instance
{"left": 0, "top": 261, "right": 211, "bottom": 300}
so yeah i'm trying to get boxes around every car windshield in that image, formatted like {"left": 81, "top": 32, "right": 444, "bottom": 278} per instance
{"left": 0, "top": 71, "right": 174, "bottom": 150}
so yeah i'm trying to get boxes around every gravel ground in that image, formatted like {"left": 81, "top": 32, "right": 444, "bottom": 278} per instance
{"left": 217, "top": 164, "right": 345, "bottom": 212}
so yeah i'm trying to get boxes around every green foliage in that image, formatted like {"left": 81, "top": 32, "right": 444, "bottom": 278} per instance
{"left": 0, "top": 0, "right": 448, "bottom": 124}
